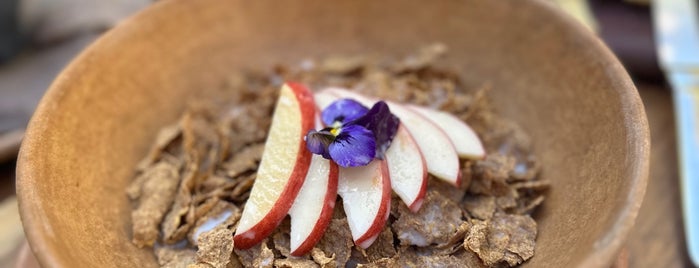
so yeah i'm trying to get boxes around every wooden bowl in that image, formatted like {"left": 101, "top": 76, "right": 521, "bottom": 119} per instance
{"left": 16, "top": 0, "right": 649, "bottom": 267}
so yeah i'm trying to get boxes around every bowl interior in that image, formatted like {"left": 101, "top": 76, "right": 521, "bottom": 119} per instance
{"left": 17, "top": 0, "right": 648, "bottom": 267}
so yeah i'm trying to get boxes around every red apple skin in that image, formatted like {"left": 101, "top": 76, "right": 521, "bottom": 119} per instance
{"left": 455, "top": 170, "right": 463, "bottom": 188}
{"left": 354, "top": 160, "right": 392, "bottom": 248}
{"left": 290, "top": 162, "right": 339, "bottom": 256}
{"left": 233, "top": 82, "right": 316, "bottom": 249}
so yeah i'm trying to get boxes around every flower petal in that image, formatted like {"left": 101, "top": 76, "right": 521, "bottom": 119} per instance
{"left": 328, "top": 125, "right": 376, "bottom": 167}
{"left": 350, "top": 101, "right": 400, "bottom": 159}
{"left": 305, "top": 129, "right": 334, "bottom": 159}
{"left": 321, "top": 98, "right": 369, "bottom": 126}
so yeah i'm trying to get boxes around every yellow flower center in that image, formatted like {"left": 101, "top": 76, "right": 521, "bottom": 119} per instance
{"left": 330, "top": 121, "right": 343, "bottom": 136}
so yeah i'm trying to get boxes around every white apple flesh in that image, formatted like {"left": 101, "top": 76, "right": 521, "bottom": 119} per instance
{"left": 384, "top": 125, "right": 428, "bottom": 212}
{"left": 313, "top": 90, "right": 337, "bottom": 110}
{"left": 338, "top": 160, "right": 392, "bottom": 249}
{"left": 385, "top": 102, "right": 461, "bottom": 186}
{"left": 233, "top": 82, "right": 316, "bottom": 249}
{"left": 409, "top": 105, "right": 485, "bottom": 160}
{"left": 288, "top": 154, "right": 338, "bottom": 256}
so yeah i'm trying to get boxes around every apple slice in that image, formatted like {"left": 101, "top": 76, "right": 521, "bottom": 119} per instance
{"left": 233, "top": 82, "right": 315, "bottom": 249}
{"left": 409, "top": 105, "right": 485, "bottom": 160}
{"left": 316, "top": 89, "right": 428, "bottom": 211}
{"left": 385, "top": 125, "right": 428, "bottom": 212}
{"left": 288, "top": 154, "right": 339, "bottom": 256}
{"left": 324, "top": 88, "right": 461, "bottom": 186}
{"left": 338, "top": 160, "right": 391, "bottom": 249}
{"left": 384, "top": 102, "right": 461, "bottom": 186}
{"left": 288, "top": 117, "right": 339, "bottom": 256}
{"left": 313, "top": 90, "right": 338, "bottom": 110}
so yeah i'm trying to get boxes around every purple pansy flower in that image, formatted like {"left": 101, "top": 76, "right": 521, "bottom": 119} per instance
{"left": 305, "top": 98, "right": 400, "bottom": 167}
{"left": 321, "top": 99, "right": 369, "bottom": 125}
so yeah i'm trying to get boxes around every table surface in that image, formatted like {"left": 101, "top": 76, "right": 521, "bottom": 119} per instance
{"left": 0, "top": 83, "right": 691, "bottom": 267}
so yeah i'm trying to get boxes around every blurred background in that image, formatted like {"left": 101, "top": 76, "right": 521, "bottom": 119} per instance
{"left": 0, "top": 0, "right": 691, "bottom": 267}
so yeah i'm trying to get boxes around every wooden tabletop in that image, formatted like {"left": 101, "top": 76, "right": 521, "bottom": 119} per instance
{"left": 0, "top": 83, "right": 690, "bottom": 267}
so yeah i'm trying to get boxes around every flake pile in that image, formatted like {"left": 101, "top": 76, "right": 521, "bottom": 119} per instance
{"left": 128, "top": 45, "right": 549, "bottom": 268}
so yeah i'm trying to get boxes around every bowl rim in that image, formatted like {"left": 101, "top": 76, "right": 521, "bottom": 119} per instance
{"left": 15, "top": 0, "right": 650, "bottom": 267}
{"left": 531, "top": 2, "right": 649, "bottom": 267}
